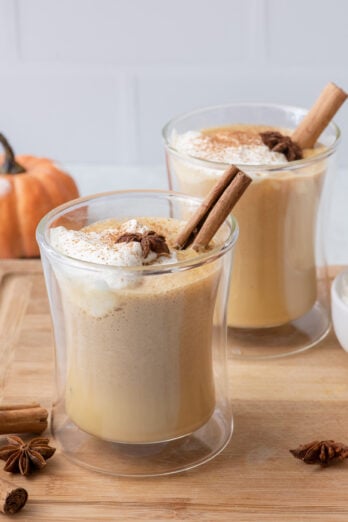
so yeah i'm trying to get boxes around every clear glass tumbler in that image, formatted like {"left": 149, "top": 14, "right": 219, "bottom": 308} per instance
{"left": 36, "top": 190, "right": 237, "bottom": 476}
{"left": 163, "top": 104, "right": 340, "bottom": 359}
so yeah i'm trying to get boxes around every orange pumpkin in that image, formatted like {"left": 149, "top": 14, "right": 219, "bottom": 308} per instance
{"left": 0, "top": 133, "right": 79, "bottom": 258}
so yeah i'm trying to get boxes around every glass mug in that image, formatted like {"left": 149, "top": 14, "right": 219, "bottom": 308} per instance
{"left": 37, "top": 190, "right": 237, "bottom": 476}
{"left": 163, "top": 104, "right": 339, "bottom": 359}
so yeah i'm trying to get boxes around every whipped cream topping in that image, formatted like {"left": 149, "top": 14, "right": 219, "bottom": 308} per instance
{"left": 50, "top": 219, "right": 177, "bottom": 267}
{"left": 173, "top": 130, "right": 288, "bottom": 165}
{"left": 50, "top": 219, "right": 178, "bottom": 316}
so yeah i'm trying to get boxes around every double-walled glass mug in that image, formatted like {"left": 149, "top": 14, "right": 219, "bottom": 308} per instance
{"left": 36, "top": 190, "right": 237, "bottom": 476}
{"left": 163, "top": 104, "right": 340, "bottom": 359}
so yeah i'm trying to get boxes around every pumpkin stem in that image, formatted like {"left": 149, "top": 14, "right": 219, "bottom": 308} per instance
{"left": 0, "top": 133, "right": 26, "bottom": 174}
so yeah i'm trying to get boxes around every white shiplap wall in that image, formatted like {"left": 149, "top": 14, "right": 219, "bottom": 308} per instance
{"left": 0, "top": 0, "right": 347, "bottom": 166}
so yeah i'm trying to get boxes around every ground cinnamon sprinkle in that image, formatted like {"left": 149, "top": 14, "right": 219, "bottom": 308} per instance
{"left": 203, "top": 129, "right": 262, "bottom": 148}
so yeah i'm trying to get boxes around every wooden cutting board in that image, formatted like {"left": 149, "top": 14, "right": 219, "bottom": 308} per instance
{"left": 1, "top": 260, "right": 348, "bottom": 521}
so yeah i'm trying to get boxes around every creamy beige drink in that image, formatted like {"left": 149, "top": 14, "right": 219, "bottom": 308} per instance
{"left": 171, "top": 125, "right": 326, "bottom": 328}
{"left": 50, "top": 217, "right": 222, "bottom": 443}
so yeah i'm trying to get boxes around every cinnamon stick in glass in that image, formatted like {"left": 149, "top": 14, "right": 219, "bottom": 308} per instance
{"left": 292, "top": 82, "right": 347, "bottom": 149}
{"left": 175, "top": 165, "right": 251, "bottom": 251}
{"left": 192, "top": 170, "right": 251, "bottom": 251}
{"left": 174, "top": 165, "right": 240, "bottom": 249}
{"left": 0, "top": 478, "right": 28, "bottom": 515}
{"left": 0, "top": 404, "right": 48, "bottom": 435}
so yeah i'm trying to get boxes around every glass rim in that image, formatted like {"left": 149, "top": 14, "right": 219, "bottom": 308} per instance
{"left": 162, "top": 102, "right": 341, "bottom": 172}
{"left": 36, "top": 189, "right": 239, "bottom": 275}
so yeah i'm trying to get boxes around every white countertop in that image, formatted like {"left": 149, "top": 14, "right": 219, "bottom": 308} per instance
{"left": 64, "top": 163, "right": 348, "bottom": 266}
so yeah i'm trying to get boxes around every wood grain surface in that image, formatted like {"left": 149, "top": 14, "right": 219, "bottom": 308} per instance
{"left": 1, "top": 260, "right": 348, "bottom": 521}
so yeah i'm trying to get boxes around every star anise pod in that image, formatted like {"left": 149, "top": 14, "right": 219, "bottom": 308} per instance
{"left": 115, "top": 230, "right": 170, "bottom": 258}
{"left": 0, "top": 435, "right": 56, "bottom": 476}
{"left": 290, "top": 440, "right": 348, "bottom": 466}
{"left": 260, "top": 131, "right": 303, "bottom": 161}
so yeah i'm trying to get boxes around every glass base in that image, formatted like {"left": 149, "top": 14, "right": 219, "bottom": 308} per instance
{"left": 229, "top": 301, "right": 331, "bottom": 360}
{"left": 51, "top": 406, "right": 233, "bottom": 477}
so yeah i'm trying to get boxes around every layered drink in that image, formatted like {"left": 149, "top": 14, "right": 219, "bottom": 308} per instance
{"left": 49, "top": 216, "right": 226, "bottom": 444}
{"left": 167, "top": 122, "right": 327, "bottom": 328}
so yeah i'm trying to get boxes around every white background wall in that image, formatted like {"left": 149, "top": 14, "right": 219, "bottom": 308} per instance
{"left": 0, "top": 0, "right": 348, "bottom": 166}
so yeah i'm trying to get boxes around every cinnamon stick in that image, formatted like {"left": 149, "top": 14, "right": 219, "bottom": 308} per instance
{"left": 0, "top": 404, "right": 48, "bottom": 435}
{"left": 175, "top": 165, "right": 239, "bottom": 249}
{"left": 0, "top": 403, "right": 40, "bottom": 412}
{"left": 192, "top": 170, "right": 252, "bottom": 251}
{"left": 0, "top": 478, "right": 28, "bottom": 515}
{"left": 292, "top": 82, "right": 347, "bottom": 149}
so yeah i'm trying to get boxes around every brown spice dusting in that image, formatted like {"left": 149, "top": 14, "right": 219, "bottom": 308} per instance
{"left": 260, "top": 131, "right": 303, "bottom": 161}
{"left": 206, "top": 130, "right": 262, "bottom": 148}
{"left": 290, "top": 440, "right": 348, "bottom": 466}
{"left": 115, "top": 231, "right": 170, "bottom": 258}
{"left": 0, "top": 435, "right": 56, "bottom": 476}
